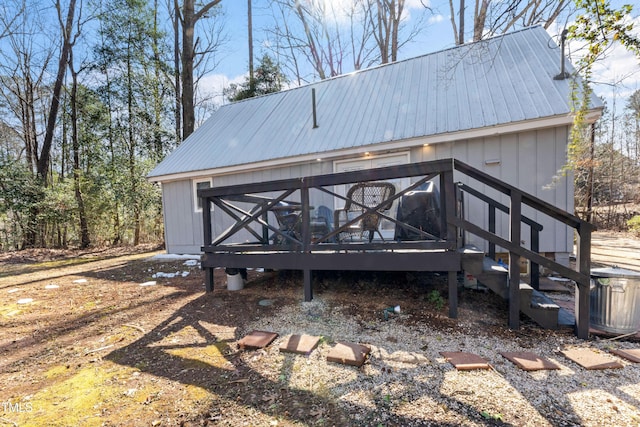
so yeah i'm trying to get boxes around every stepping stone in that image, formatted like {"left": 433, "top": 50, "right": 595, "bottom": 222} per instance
{"left": 440, "top": 351, "right": 490, "bottom": 370}
{"left": 610, "top": 348, "right": 640, "bottom": 363}
{"left": 327, "top": 342, "right": 370, "bottom": 367}
{"left": 279, "top": 334, "right": 320, "bottom": 355}
{"left": 499, "top": 351, "right": 560, "bottom": 371}
{"left": 560, "top": 348, "right": 624, "bottom": 370}
{"left": 238, "top": 330, "right": 278, "bottom": 350}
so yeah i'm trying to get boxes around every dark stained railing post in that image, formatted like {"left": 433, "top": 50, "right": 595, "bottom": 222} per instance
{"left": 508, "top": 191, "right": 522, "bottom": 330}
{"left": 441, "top": 166, "right": 457, "bottom": 247}
{"left": 262, "top": 212, "right": 269, "bottom": 245}
{"left": 202, "top": 196, "right": 212, "bottom": 246}
{"left": 202, "top": 196, "right": 214, "bottom": 292}
{"left": 488, "top": 205, "right": 496, "bottom": 259}
{"left": 530, "top": 227, "right": 540, "bottom": 290}
{"left": 575, "top": 223, "right": 592, "bottom": 339}
{"left": 301, "top": 181, "right": 313, "bottom": 301}
{"left": 442, "top": 164, "right": 459, "bottom": 319}
{"left": 440, "top": 173, "right": 449, "bottom": 243}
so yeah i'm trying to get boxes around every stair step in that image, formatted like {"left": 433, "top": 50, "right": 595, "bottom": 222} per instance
{"left": 520, "top": 287, "right": 561, "bottom": 329}
{"left": 475, "top": 257, "right": 509, "bottom": 298}
{"left": 469, "top": 254, "right": 575, "bottom": 330}
{"left": 460, "top": 245, "right": 484, "bottom": 275}
{"left": 483, "top": 257, "right": 508, "bottom": 273}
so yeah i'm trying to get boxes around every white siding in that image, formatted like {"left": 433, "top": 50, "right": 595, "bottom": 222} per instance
{"left": 414, "top": 126, "right": 573, "bottom": 254}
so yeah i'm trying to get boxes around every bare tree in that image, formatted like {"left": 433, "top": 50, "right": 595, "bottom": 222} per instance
{"left": 447, "top": 0, "right": 570, "bottom": 45}
{"left": 0, "top": 2, "right": 55, "bottom": 175}
{"left": 369, "top": 0, "right": 406, "bottom": 64}
{"left": 39, "top": 0, "right": 77, "bottom": 185}
{"left": 0, "top": 0, "right": 25, "bottom": 40}
{"left": 266, "top": 0, "right": 423, "bottom": 82}
{"left": 627, "top": 90, "right": 640, "bottom": 166}
{"left": 65, "top": 0, "right": 91, "bottom": 248}
{"left": 177, "top": 0, "right": 223, "bottom": 139}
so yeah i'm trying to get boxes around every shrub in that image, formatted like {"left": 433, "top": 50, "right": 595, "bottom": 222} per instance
{"left": 628, "top": 215, "right": 640, "bottom": 237}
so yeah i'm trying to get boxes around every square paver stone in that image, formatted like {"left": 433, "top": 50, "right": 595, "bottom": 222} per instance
{"left": 238, "top": 330, "right": 278, "bottom": 350}
{"left": 499, "top": 352, "right": 560, "bottom": 371}
{"left": 279, "top": 334, "right": 320, "bottom": 355}
{"left": 327, "top": 342, "right": 370, "bottom": 367}
{"left": 610, "top": 348, "right": 640, "bottom": 363}
{"left": 440, "top": 351, "right": 490, "bottom": 370}
{"left": 560, "top": 348, "right": 623, "bottom": 370}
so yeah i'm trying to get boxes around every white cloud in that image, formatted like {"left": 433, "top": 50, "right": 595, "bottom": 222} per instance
{"left": 428, "top": 14, "right": 444, "bottom": 25}
{"left": 198, "top": 72, "right": 247, "bottom": 107}
{"left": 405, "top": 0, "right": 429, "bottom": 10}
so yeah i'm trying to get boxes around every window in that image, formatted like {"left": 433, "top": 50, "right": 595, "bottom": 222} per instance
{"left": 193, "top": 178, "right": 212, "bottom": 212}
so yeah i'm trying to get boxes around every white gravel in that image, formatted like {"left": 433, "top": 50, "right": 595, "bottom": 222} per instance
{"left": 242, "top": 296, "right": 640, "bottom": 426}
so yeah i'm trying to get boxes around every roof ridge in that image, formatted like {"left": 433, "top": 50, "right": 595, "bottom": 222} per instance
{"left": 224, "top": 26, "right": 546, "bottom": 107}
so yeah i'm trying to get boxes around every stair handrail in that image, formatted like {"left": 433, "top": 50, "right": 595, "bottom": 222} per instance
{"left": 456, "top": 181, "right": 544, "bottom": 290}
{"left": 452, "top": 159, "right": 593, "bottom": 339}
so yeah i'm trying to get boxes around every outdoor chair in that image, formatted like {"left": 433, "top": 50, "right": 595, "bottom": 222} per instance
{"left": 333, "top": 181, "right": 396, "bottom": 242}
{"left": 272, "top": 201, "right": 302, "bottom": 245}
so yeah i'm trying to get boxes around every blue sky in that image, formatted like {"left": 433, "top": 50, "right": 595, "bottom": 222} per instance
{"left": 201, "top": 1, "right": 640, "bottom": 110}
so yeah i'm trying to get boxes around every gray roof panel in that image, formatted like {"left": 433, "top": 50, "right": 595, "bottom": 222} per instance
{"left": 149, "top": 26, "right": 603, "bottom": 179}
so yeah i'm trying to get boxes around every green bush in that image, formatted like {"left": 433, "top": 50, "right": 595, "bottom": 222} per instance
{"left": 628, "top": 215, "right": 640, "bottom": 237}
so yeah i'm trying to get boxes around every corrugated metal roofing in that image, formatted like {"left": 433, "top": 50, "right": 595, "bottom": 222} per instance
{"left": 148, "top": 26, "right": 603, "bottom": 180}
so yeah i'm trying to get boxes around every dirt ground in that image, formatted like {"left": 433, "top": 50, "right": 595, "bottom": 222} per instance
{"left": 0, "top": 232, "right": 638, "bottom": 426}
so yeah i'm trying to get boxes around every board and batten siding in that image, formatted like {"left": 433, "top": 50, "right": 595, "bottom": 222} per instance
{"left": 412, "top": 125, "right": 573, "bottom": 259}
{"left": 161, "top": 179, "right": 204, "bottom": 254}
{"left": 163, "top": 125, "right": 572, "bottom": 259}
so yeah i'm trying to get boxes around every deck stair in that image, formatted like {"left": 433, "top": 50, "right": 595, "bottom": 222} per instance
{"left": 461, "top": 245, "right": 575, "bottom": 330}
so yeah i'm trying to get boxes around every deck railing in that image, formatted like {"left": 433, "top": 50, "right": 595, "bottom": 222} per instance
{"left": 452, "top": 160, "right": 592, "bottom": 339}
{"left": 199, "top": 158, "right": 460, "bottom": 254}
{"left": 198, "top": 158, "right": 593, "bottom": 339}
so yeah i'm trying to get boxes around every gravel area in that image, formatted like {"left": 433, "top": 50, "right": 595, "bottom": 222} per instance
{"left": 242, "top": 296, "right": 640, "bottom": 426}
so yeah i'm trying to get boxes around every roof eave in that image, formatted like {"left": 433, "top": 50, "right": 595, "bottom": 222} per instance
{"left": 148, "top": 109, "right": 602, "bottom": 184}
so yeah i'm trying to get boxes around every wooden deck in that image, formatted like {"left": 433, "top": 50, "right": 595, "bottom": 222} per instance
{"left": 198, "top": 158, "right": 594, "bottom": 339}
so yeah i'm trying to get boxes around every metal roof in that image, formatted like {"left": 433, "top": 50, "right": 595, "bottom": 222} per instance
{"left": 149, "top": 26, "right": 603, "bottom": 181}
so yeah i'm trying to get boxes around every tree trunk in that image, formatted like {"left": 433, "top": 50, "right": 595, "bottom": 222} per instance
{"left": 126, "top": 41, "right": 140, "bottom": 246}
{"left": 38, "top": 0, "right": 76, "bottom": 185}
{"left": 180, "top": 0, "right": 222, "bottom": 138}
{"left": 181, "top": 0, "right": 195, "bottom": 138}
{"left": 173, "top": 0, "right": 182, "bottom": 143}
{"left": 69, "top": 52, "right": 90, "bottom": 249}
{"left": 248, "top": 0, "right": 254, "bottom": 84}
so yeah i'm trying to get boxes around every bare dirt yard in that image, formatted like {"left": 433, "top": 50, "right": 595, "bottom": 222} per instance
{"left": 1, "top": 232, "right": 640, "bottom": 426}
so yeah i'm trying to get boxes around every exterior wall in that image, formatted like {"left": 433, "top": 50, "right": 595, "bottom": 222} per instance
{"left": 162, "top": 125, "right": 573, "bottom": 256}
{"left": 161, "top": 180, "right": 205, "bottom": 254}
{"left": 412, "top": 125, "right": 573, "bottom": 255}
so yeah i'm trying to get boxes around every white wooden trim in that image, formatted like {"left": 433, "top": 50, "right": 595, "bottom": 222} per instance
{"left": 192, "top": 178, "right": 213, "bottom": 213}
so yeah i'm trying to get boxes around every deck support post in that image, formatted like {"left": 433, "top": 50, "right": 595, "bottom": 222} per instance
{"left": 448, "top": 271, "right": 458, "bottom": 318}
{"left": 202, "top": 196, "right": 214, "bottom": 293}
{"left": 205, "top": 267, "right": 214, "bottom": 292}
{"left": 575, "top": 224, "right": 592, "bottom": 339}
{"left": 303, "top": 269, "right": 312, "bottom": 301}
